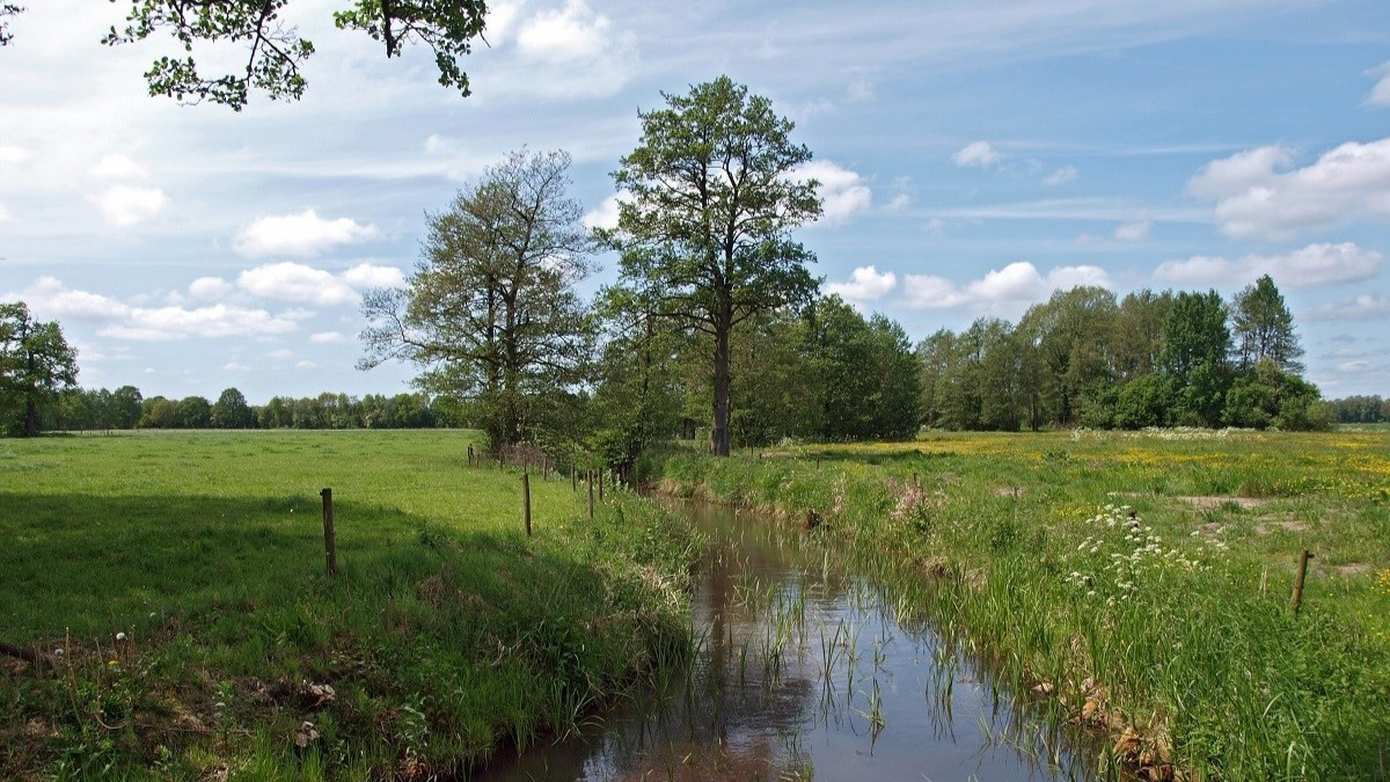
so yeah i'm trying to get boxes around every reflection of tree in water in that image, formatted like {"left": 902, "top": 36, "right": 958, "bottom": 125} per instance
{"left": 480, "top": 500, "right": 1099, "bottom": 782}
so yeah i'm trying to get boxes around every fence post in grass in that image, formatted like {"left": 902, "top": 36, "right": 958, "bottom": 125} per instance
{"left": 599, "top": 469, "right": 605, "bottom": 502}
{"left": 467, "top": 445, "right": 474, "bottom": 467}
{"left": 1291, "top": 549, "right": 1313, "bottom": 614}
{"left": 588, "top": 470, "right": 595, "bottom": 520}
{"left": 521, "top": 472, "right": 532, "bottom": 537}
{"left": 571, "top": 465, "right": 577, "bottom": 493}
{"left": 319, "top": 488, "right": 337, "bottom": 577}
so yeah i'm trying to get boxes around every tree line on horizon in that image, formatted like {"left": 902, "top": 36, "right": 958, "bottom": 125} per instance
{"left": 0, "top": 77, "right": 1367, "bottom": 453}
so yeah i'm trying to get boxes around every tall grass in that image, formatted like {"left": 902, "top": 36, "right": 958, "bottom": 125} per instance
{"left": 654, "top": 430, "right": 1390, "bottom": 780}
{"left": 0, "top": 430, "right": 700, "bottom": 779}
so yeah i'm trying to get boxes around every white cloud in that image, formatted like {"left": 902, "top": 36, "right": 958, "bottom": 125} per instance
{"left": 582, "top": 194, "right": 623, "bottom": 231}
{"left": 237, "top": 262, "right": 359, "bottom": 306}
{"left": 1365, "top": 61, "right": 1390, "bottom": 107}
{"left": 1188, "top": 139, "right": 1390, "bottom": 240}
{"left": 1114, "top": 220, "right": 1151, "bottom": 241}
{"left": 0, "top": 203, "right": 10, "bottom": 222}
{"left": 794, "top": 160, "right": 872, "bottom": 225}
{"left": 903, "top": 261, "right": 1110, "bottom": 309}
{"left": 90, "top": 154, "right": 148, "bottom": 179}
{"left": 847, "top": 77, "right": 875, "bottom": 103}
{"left": 1338, "top": 359, "right": 1371, "bottom": 372}
{"left": 953, "top": 141, "right": 1000, "bottom": 168}
{"left": 10, "top": 277, "right": 300, "bottom": 341}
{"left": 484, "top": 1, "right": 526, "bottom": 45}
{"left": 188, "top": 276, "right": 233, "bottom": 300}
{"left": 1043, "top": 166, "right": 1079, "bottom": 186}
{"left": 516, "top": 0, "right": 612, "bottom": 62}
{"left": 341, "top": 263, "right": 406, "bottom": 289}
{"left": 91, "top": 185, "right": 167, "bottom": 226}
{"left": 1153, "top": 242, "right": 1382, "bottom": 289}
{"left": 310, "top": 331, "right": 347, "bottom": 344}
{"left": 826, "top": 265, "right": 897, "bottom": 303}
{"left": 1308, "top": 294, "right": 1390, "bottom": 322}
{"left": 296, "top": 360, "right": 319, "bottom": 370}
{"left": 224, "top": 361, "right": 251, "bottom": 372}
{"left": 268, "top": 348, "right": 295, "bottom": 360}
{"left": 234, "top": 209, "right": 379, "bottom": 258}
{"left": 886, "top": 193, "right": 911, "bottom": 212}
{"left": 0, "top": 145, "right": 31, "bottom": 164}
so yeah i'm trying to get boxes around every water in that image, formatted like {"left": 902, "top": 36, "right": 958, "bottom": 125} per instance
{"left": 481, "top": 499, "right": 1105, "bottom": 781}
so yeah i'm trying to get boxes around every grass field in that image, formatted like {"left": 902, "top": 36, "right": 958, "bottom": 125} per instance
{"left": 653, "top": 429, "right": 1390, "bottom": 780}
{"left": 0, "top": 430, "right": 698, "bottom": 780}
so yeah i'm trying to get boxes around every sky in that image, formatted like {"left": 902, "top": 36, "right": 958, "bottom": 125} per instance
{"left": 2, "top": 0, "right": 1390, "bottom": 402}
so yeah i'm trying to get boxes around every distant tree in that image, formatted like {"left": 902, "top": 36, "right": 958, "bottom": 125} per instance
{"left": 0, "top": 302, "right": 79, "bottom": 436}
{"left": 361, "top": 149, "right": 594, "bottom": 451}
{"left": 916, "top": 330, "right": 956, "bottom": 429}
{"left": 1112, "top": 289, "right": 1173, "bottom": 380}
{"left": 591, "top": 285, "right": 688, "bottom": 468}
{"left": 1161, "top": 290, "right": 1231, "bottom": 427}
{"left": 603, "top": 76, "right": 822, "bottom": 456}
{"left": 0, "top": 2, "right": 489, "bottom": 109}
{"left": 1224, "top": 359, "right": 1328, "bottom": 430}
{"left": 175, "top": 396, "right": 212, "bottom": 428}
{"left": 111, "top": 385, "right": 144, "bottom": 429}
{"left": 866, "top": 314, "right": 922, "bottom": 439}
{"left": 1113, "top": 374, "right": 1174, "bottom": 429}
{"left": 1018, "top": 287, "right": 1118, "bottom": 426}
{"left": 1231, "top": 275, "right": 1303, "bottom": 373}
{"left": 139, "top": 396, "right": 178, "bottom": 428}
{"left": 212, "top": 388, "right": 255, "bottom": 428}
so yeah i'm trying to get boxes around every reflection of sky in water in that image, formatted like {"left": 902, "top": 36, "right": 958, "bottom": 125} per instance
{"left": 483, "top": 501, "right": 1102, "bottom": 781}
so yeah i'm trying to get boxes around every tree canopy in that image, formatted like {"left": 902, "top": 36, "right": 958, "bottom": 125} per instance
{"left": 0, "top": 302, "right": 78, "bottom": 436}
{"left": 2, "top": 1, "right": 487, "bottom": 110}
{"left": 603, "top": 75, "right": 822, "bottom": 456}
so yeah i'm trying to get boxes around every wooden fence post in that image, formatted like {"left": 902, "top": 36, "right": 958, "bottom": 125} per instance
{"left": 521, "top": 472, "right": 532, "bottom": 537}
{"left": 587, "top": 470, "right": 595, "bottom": 520}
{"left": 1291, "top": 549, "right": 1313, "bottom": 614}
{"left": 571, "top": 465, "right": 577, "bottom": 493}
{"left": 599, "top": 469, "right": 605, "bottom": 502}
{"left": 320, "top": 488, "right": 337, "bottom": 577}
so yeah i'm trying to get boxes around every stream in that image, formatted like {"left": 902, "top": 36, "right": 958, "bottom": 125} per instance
{"left": 481, "top": 498, "right": 1105, "bottom": 781}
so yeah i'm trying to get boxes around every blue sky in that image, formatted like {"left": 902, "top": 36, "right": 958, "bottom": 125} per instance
{"left": 2, "top": 0, "right": 1389, "bottom": 402}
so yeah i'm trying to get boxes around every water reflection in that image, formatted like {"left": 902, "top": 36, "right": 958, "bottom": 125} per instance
{"left": 481, "top": 500, "right": 1103, "bottom": 781}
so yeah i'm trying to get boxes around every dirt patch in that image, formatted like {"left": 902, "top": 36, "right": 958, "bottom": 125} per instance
{"left": 1330, "top": 563, "right": 1373, "bottom": 578}
{"left": 1175, "top": 495, "right": 1269, "bottom": 511}
{"left": 1252, "top": 514, "right": 1308, "bottom": 536}
{"left": 992, "top": 485, "right": 1025, "bottom": 498}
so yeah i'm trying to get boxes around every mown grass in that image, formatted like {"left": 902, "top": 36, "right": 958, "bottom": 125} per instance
{"left": 1, "top": 430, "right": 699, "bottom": 780}
{"left": 652, "top": 429, "right": 1390, "bottom": 780}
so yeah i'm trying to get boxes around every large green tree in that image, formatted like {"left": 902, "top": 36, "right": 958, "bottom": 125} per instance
{"left": 2, "top": 2, "right": 487, "bottom": 110}
{"left": 0, "top": 302, "right": 79, "bottom": 436}
{"left": 212, "top": 387, "right": 255, "bottom": 428}
{"left": 1160, "top": 290, "right": 1232, "bottom": 427}
{"left": 360, "top": 149, "right": 594, "bottom": 450}
{"left": 1231, "top": 274, "right": 1303, "bottom": 373}
{"left": 603, "top": 76, "right": 822, "bottom": 456}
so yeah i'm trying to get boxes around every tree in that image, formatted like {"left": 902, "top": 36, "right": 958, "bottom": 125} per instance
{"left": 0, "top": 302, "right": 79, "bottom": 436}
{"left": 139, "top": 396, "right": 178, "bottom": 428}
{"left": 360, "top": 149, "right": 594, "bottom": 451}
{"left": 212, "top": 388, "right": 254, "bottom": 428}
{"left": 175, "top": 396, "right": 213, "bottom": 428}
{"left": 0, "top": 2, "right": 486, "bottom": 109}
{"left": 1231, "top": 275, "right": 1303, "bottom": 373}
{"left": 111, "top": 385, "right": 144, "bottom": 429}
{"left": 1161, "top": 290, "right": 1231, "bottom": 427}
{"left": 603, "top": 76, "right": 822, "bottom": 456}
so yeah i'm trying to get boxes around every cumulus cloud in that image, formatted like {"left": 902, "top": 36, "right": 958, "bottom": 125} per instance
{"left": 267, "top": 348, "right": 295, "bottom": 360}
{"left": 582, "top": 194, "right": 623, "bottom": 231}
{"left": 10, "top": 276, "right": 300, "bottom": 341}
{"left": 903, "top": 261, "right": 1111, "bottom": 309}
{"left": 224, "top": 361, "right": 251, "bottom": 372}
{"left": 1365, "top": 61, "right": 1390, "bottom": 107}
{"left": 341, "top": 262, "right": 406, "bottom": 289}
{"left": 1043, "top": 166, "right": 1078, "bottom": 186}
{"left": 296, "top": 360, "right": 319, "bottom": 370}
{"left": 0, "top": 145, "right": 31, "bottom": 164}
{"left": 188, "top": 276, "right": 233, "bottom": 300}
{"left": 826, "top": 265, "right": 897, "bottom": 303}
{"left": 1188, "top": 139, "right": 1390, "bottom": 240}
{"left": 794, "top": 160, "right": 872, "bottom": 225}
{"left": 91, "top": 185, "right": 167, "bottom": 226}
{"left": 1114, "top": 220, "right": 1151, "bottom": 241}
{"left": 90, "top": 154, "right": 148, "bottom": 179}
{"left": 953, "top": 141, "right": 1000, "bottom": 168}
{"left": 237, "top": 262, "right": 359, "bottom": 306}
{"left": 310, "top": 331, "right": 346, "bottom": 344}
{"left": 234, "top": 209, "right": 379, "bottom": 257}
{"left": 1153, "top": 242, "right": 1382, "bottom": 289}
{"left": 1307, "top": 294, "right": 1390, "bottom": 322}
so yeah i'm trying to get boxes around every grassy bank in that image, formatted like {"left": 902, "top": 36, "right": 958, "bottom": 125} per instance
{"left": 652, "top": 429, "right": 1390, "bottom": 780}
{"left": 1, "top": 430, "right": 699, "bottom": 779}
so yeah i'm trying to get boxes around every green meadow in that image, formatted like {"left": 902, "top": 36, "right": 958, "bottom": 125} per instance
{"left": 1, "top": 430, "right": 697, "bottom": 779}
{"left": 652, "top": 429, "right": 1390, "bottom": 780}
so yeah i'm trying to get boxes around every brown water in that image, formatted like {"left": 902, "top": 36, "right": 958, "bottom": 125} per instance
{"left": 481, "top": 499, "right": 1104, "bottom": 781}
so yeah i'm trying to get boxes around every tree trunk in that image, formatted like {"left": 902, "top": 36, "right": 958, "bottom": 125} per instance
{"left": 711, "top": 316, "right": 732, "bottom": 457}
